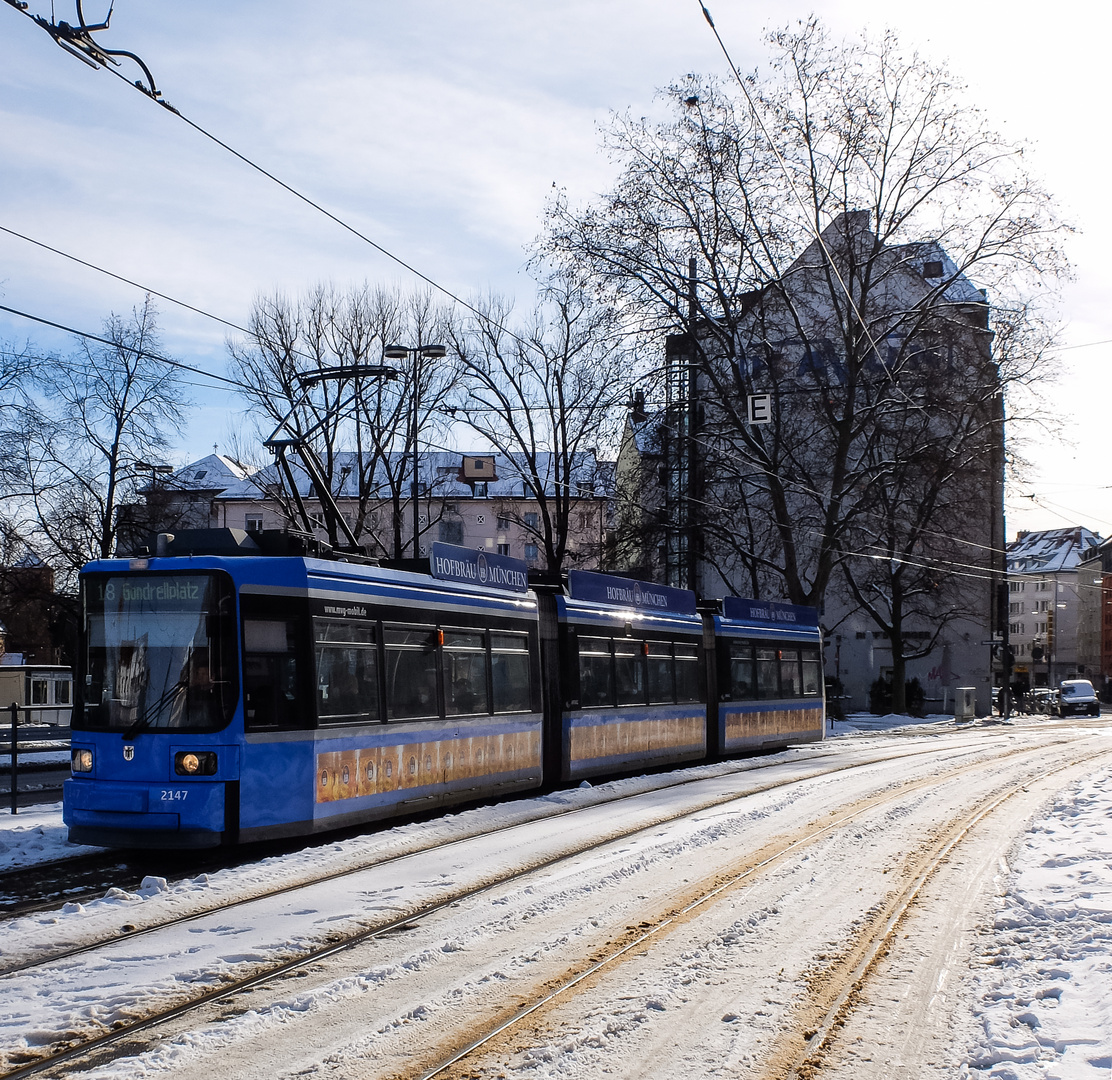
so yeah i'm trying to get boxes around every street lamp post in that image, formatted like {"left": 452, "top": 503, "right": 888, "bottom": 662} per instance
{"left": 384, "top": 344, "right": 447, "bottom": 558}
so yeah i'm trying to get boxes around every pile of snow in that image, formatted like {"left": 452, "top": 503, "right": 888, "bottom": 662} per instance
{"left": 961, "top": 768, "right": 1112, "bottom": 1077}
{"left": 828, "top": 712, "right": 956, "bottom": 736}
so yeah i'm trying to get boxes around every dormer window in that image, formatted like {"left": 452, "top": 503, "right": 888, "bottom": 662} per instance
{"left": 194, "top": 470, "right": 207, "bottom": 480}
{"left": 923, "top": 261, "right": 943, "bottom": 278}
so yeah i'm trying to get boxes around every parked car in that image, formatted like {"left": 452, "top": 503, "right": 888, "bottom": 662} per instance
{"left": 1056, "top": 679, "right": 1101, "bottom": 717}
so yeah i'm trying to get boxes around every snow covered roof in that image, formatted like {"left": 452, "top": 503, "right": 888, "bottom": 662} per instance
{"left": 214, "top": 450, "right": 612, "bottom": 502}
{"left": 163, "top": 454, "right": 256, "bottom": 493}
{"left": 1007, "top": 527, "right": 1104, "bottom": 574}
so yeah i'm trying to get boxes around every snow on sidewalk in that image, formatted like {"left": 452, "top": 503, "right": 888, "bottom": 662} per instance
{"left": 960, "top": 767, "right": 1112, "bottom": 1079}
{"left": 0, "top": 802, "right": 102, "bottom": 872}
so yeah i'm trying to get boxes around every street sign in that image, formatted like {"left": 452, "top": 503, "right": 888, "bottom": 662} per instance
{"left": 747, "top": 393, "right": 772, "bottom": 424}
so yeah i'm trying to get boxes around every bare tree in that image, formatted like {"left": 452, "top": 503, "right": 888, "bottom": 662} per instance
{"left": 543, "top": 19, "right": 1068, "bottom": 626}
{"left": 18, "top": 297, "right": 188, "bottom": 584}
{"left": 445, "top": 276, "right": 632, "bottom": 573}
{"left": 228, "top": 284, "right": 457, "bottom": 557}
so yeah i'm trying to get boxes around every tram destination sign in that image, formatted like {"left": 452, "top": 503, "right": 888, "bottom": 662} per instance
{"left": 430, "top": 542, "right": 530, "bottom": 594}
{"left": 722, "top": 596, "right": 819, "bottom": 627}
{"left": 567, "top": 570, "right": 697, "bottom": 615}
{"left": 86, "top": 574, "right": 209, "bottom": 611}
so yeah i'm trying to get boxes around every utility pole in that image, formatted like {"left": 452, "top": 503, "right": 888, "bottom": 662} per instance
{"left": 685, "top": 256, "right": 701, "bottom": 595}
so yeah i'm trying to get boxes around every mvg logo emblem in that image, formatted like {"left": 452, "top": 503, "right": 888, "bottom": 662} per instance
{"left": 123, "top": 745, "right": 135, "bottom": 761}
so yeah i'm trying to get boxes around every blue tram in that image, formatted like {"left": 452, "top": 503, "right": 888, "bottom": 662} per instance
{"left": 64, "top": 532, "right": 823, "bottom": 849}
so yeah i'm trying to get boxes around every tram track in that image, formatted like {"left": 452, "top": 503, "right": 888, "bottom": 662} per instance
{"left": 2, "top": 727, "right": 1101, "bottom": 1080}
{"left": 402, "top": 738, "right": 1112, "bottom": 1080}
{"left": 0, "top": 724, "right": 1066, "bottom": 979}
{"left": 0, "top": 716, "right": 1080, "bottom": 921}
{"left": 763, "top": 748, "right": 1112, "bottom": 1080}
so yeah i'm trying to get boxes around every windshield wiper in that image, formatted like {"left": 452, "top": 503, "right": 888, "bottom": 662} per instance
{"left": 122, "top": 677, "right": 187, "bottom": 739}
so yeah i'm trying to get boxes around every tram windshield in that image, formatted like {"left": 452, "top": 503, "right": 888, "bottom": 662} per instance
{"left": 78, "top": 572, "right": 238, "bottom": 734}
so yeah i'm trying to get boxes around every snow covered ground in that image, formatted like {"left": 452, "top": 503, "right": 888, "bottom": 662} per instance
{"left": 959, "top": 768, "right": 1112, "bottom": 1079}
{"left": 0, "top": 800, "right": 101, "bottom": 871}
{"left": 0, "top": 721, "right": 1109, "bottom": 1078}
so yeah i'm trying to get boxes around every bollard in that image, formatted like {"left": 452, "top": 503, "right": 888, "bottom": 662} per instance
{"left": 9, "top": 701, "right": 18, "bottom": 815}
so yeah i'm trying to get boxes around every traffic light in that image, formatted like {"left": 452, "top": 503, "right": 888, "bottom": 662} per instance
{"left": 1047, "top": 611, "right": 1055, "bottom": 653}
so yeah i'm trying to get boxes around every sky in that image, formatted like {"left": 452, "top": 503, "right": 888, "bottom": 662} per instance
{"left": 1, "top": 0, "right": 1109, "bottom": 540}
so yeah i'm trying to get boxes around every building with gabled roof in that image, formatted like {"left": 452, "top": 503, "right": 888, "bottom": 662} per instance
{"left": 617, "top": 210, "right": 1004, "bottom": 714}
{"left": 1007, "top": 527, "right": 1103, "bottom": 691}
{"left": 122, "top": 450, "right": 614, "bottom": 571}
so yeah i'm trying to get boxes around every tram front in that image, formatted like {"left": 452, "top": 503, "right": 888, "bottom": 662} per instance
{"left": 64, "top": 566, "right": 241, "bottom": 848}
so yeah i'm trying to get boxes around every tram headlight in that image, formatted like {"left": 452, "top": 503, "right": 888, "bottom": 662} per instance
{"left": 174, "top": 751, "right": 218, "bottom": 776}
{"left": 71, "top": 748, "right": 93, "bottom": 773}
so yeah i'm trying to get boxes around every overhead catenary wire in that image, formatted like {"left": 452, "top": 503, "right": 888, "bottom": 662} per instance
{"left": 0, "top": 295, "right": 1076, "bottom": 595}
{"left": 0, "top": 301, "right": 245, "bottom": 391}
{"left": 0, "top": 229, "right": 1094, "bottom": 569}
{"left": 0, "top": 307, "right": 1071, "bottom": 602}
{"left": 3, "top": 4, "right": 1093, "bottom": 601}
{"left": 0, "top": 1, "right": 545, "bottom": 364}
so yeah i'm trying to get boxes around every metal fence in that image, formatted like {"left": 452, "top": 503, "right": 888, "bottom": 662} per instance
{"left": 6, "top": 702, "right": 71, "bottom": 814}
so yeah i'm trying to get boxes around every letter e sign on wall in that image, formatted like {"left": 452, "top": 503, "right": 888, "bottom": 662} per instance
{"left": 747, "top": 393, "right": 772, "bottom": 424}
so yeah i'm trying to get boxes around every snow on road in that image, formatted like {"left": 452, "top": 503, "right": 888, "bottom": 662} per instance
{"left": 1, "top": 719, "right": 1110, "bottom": 1079}
{"left": 959, "top": 767, "right": 1112, "bottom": 1079}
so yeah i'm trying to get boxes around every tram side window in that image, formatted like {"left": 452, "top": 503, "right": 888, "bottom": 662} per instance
{"left": 755, "top": 647, "right": 779, "bottom": 698}
{"left": 243, "top": 618, "right": 301, "bottom": 730}
{"left": 578, "top": 636, "right": 613, "bottom": 707}
{"left": 675, "top": 643, "right": 701, "bottom": 702}
{"left": 780, "top": 648, "right": 802, "bottom": 697}
{"left": 384, "top": 627, "right": 438, "bottom": 719}
{"left": 492, "top": 633, "right": 531, "bottom": 713}
{"left": 444, "top": 630, "right": 489, "bottom": 716}
{"left": 728, "top": 642, "right": 757, "bottom": 700}
{"left": 314, "top": 619, "right": 379, "bottom": 724}
{"left": 646, "top": 641, "right": 673, "bottom": 703}
{"left": 801, "top": 648, "right": 822, "bottom": 696}
{"left": 614, "top": 639, "right": 644, "bottom": 705}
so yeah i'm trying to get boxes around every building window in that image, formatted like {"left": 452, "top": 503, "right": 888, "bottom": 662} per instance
{"left": 524, "top": 543, "right": 539, "bottom": 563}
{"left": 578, "top": 512, "right": 592, "bottom": 531}
{"left": 245, "top": 514, "right": 263, "bottom": 533}
{"left": 497, "top": 514, "right": 511, "bottom": 529}
{"left": 439, "top": 520, "right": 464, "bottom": 544}
{"left": 473, "top": 482, "right": 488, "bottom": 498}
{"left": 498, "top": 543, "right": 511, "bottom": 557}
{"left": 524, "top": 512, "right": 538, "bottom": 529}
{"left": 922, "top": 261, "right": 943, "bottom": 278}
{"left": 577, "top": 481, "right": 592, "bottom": 497}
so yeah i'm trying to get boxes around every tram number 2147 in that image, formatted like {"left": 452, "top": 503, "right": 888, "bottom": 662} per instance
{"left": 160, "top": 789, "right": 189, "bottom": 802}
